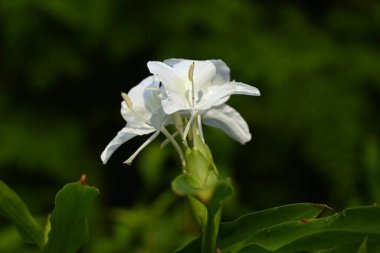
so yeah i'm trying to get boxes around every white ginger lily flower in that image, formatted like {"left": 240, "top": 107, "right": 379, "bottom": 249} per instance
{"left": 147, "top": 59, "right": 260, "bottom": 144}
{"left": 101, "top": 76, "right": 168, "bottom": 165}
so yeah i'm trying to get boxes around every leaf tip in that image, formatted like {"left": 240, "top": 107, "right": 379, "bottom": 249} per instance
{"left": 314, "top": 203, "right": 334, "bottom": 218}
{"left": 79, "top": 174, "right": 87, "bottom": 185}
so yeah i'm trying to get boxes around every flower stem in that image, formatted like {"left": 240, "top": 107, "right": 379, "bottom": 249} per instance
{"left": 202, "top": 207, "right": 221, "bottom": 253}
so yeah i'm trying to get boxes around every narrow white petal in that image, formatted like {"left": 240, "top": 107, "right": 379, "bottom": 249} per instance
{"left": 198, "top": 82, "right": 260, "bottom": 111}
{"left": 124, "top": 130, "right": 161, "bottom": 165}
{"left": 147, "top": 61, "right": 190, "bottom": 114}
{"left": 203, "top": 104, "right": 252, "bottom": 144}
{"left": 101, "top": 125, "right": 156, "bottom": 164}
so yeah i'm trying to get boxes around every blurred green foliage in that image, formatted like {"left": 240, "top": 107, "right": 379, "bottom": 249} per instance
{"left": 1, "top": 0, "right": 380, "bottom": 252}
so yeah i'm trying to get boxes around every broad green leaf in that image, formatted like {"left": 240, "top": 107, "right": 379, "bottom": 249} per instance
{"left": 238, "top": 236, "right": 380, "bottom": 253}
{"left": 232, "top": 206, "right": 380, "bottom": 252}
{"left": 0, "top": 180, "right": 45, "bottom": 248}
{"left": 175, "top": 203, "right": 326, "bottom": 253}
{"left": 220, "top": 203, "right": 327, "bottom": 250}
{"left": 174, "top": 237, "right": 201, "bottom": 253}
{"left": 319, "top": 237, "right": 380, "bottom": 253}
{"left": 43, "top": 182, "right": 99, "bottom": 253}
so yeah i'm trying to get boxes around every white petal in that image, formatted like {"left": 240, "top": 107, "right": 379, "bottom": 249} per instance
{"left": 163, "top": 58, "right": 183, "bottom": 67}
{"left": 203, "top": 104, "right": 252, "bottom": 144}
{"left": 147, "top": 61, "right": 190, "bottom": 114}
{"left": 198, "top": 81, "right": 260, "bottom": 111}
{"left": 172, "top": 60, "right": 216, "bottom": 98}
{"left": 121, "top": 76, "right": 162, "bottom": 123}
{"left": 100, "top": 125, "right": 156, "bottom": 164}
{"left": 211, "top": 60, "right": 230, "bottom": 83}
{"left": 164, "top": 58, "right": 230, "bottom": 83}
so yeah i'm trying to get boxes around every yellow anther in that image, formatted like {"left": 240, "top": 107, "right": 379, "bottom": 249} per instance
{"left": 121, "top": 92, "right": 133, "bottom": 109}
{"left": 188, "top": 62, "right": 195, "bottom": 83}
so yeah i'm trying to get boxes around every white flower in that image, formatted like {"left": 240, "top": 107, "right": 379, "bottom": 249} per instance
{"left": 101, "top": 76, "right": 166, "bottom": 164}
{"left": 147, "top": 59, "right": 260, "bottom": 144}
{"left": 101, "top": 59, "right": 260, "bottom": 165}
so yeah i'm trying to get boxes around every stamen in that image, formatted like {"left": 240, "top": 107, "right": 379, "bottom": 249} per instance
{"left": 197, "top": 114, "right": 205, "bottom": 143}
{"left": 121, "top": 92, "right": 151, "bottom": 124}
{"left": 160, "top": 131, "right": 179, "bottom": 148}
{"left": 121, "top": 92, "right": 133, "bottom": 109}
{"left": 188, "top": 62, "right": 195, "bottom": 82}
{"left": 172, "top": 112, "right": 188, "bottom": 146}
{"left": 188, "top": 62, "right": 195, "bottom": 107}
{"left": 161, "top": 127, "right": 186, "bottom": 168}
{"left": 124, "top": 130, "right": 161, "bottom": 165}
{"left": 183, "top": 112, "right": 196, "bottom": 141}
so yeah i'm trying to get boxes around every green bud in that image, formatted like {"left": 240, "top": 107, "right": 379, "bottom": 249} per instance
{"left": 184, "top": 145, "right": 219, "bottom": 204}
{"left": 185, "top": 148, "right": 211, "bottom": 186}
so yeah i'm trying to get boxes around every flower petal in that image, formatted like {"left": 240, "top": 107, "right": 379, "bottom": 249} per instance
{"left": 100, "top": 125, "right": 156, "bottom": 164}
{"left": 164, "top": 58, "right": 230, "bottom": 83}
{"left": 210, "top": 59, "right": 230, "bottom": 83}
{"left": 172, "top": 60, "right": 216, "bottom": 100}
{"left": 198, "top": 81, "right": 260, "bottom": 111}
{"left": 121, "top": 76, "right": 162, "bottom": 123}
{"left": 147, "top": 61, "right": 190, "bottom": 114}
{"left": 203, "top": 104, "right": 252, "bottom": 144}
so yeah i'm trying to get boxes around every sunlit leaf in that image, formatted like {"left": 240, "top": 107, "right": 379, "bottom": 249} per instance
{"left": 232, "top": 206, "right": 380, "bottom": 252}
{"left": 0, "top": 180, "right": 45, "bottom": 248}
{"left": 220, "top": 203, "right": 327, "bottom": 250}
{"left": 43, "top": 182, "right": 99, "bottom": 253}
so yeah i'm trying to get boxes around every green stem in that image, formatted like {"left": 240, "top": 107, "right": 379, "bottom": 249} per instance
{"left": 202, "top": 207, "right": 221, "bottom": 253}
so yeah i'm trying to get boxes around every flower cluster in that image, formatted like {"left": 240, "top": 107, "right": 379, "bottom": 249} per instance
{"left": 101, "top": 59, "right": 260, "bottom": 166}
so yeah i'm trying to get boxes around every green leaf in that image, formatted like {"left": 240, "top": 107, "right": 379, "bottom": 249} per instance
{"left": 220, "top": 203, "right": 327, "bottom": 251}
{"left": 232, "top": 206, "right": 380, "bottom": 252}
{"left": 319, "top": 237, "right": 380, "bottom": 253}
{"left": 174, "top": 237, "right": 201, "bottom": 253}
{"left": 175, "top": 203, "right": 326, "bottom": 253}
{"left": 173, "top": 179, "right": 234, "bottom": 253}
{"left": 176, "top": 204, "right": 380, "bottom": 253}
{"left": 43, "top": 182, "right": 99, "bottom": 253}
{"left": 357, "top": 238, "right": 368, "bottom": 253}
{"left": 0, "top": 180, "right": 45, "bottom": 248}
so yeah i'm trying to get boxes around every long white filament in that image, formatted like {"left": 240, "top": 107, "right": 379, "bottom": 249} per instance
{"left": 124, "top": 130, "right": 161, "bottom": 165}
{"left": 183, "top": 112, "right": 196, "bottom": 141}
{"left": 160, "top": 127, "right": 186, "bottom": 168}
{"left": 197, "top": 114, "right": 204, "bottom": 143}
{"left": 160, "top": 131, "right": 179, "bottom": 148}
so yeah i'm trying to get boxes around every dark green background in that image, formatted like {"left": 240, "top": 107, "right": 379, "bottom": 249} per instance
{"left": 1, "top": 0, "right": 380, "bottom": 252}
